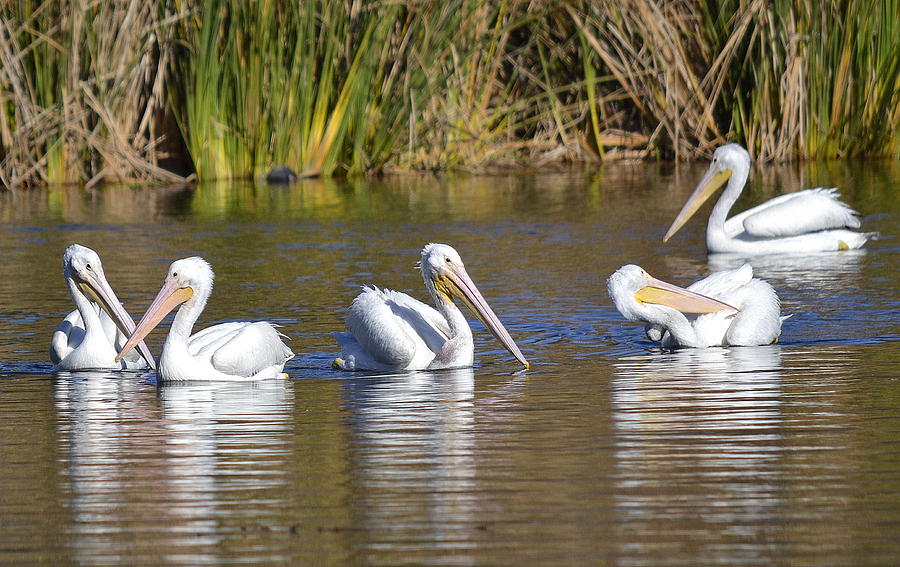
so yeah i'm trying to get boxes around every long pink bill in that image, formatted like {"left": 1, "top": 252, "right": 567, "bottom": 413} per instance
{"left": 445, "top": 267, "right": 530, "bottom": 369}
{"left": 663, "top": 168, "right": 732, "bottom": 242}
{"left": 80, "top": 271, "right": 156, "bottom": 369}
{"left": 116, "top": 279, "right": 193, "bottom": 363}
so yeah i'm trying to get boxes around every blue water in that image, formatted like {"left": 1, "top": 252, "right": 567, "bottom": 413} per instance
{"left": 0, "top": 161, "right": 898, "bottom": 565}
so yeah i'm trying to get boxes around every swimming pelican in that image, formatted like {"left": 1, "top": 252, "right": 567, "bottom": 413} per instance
{"left": 116, "top": 257, "right": 293, "bottom": 381}
{"left": 663, "top": 143, "right": 871, "bottom": 254}
{"left": 50, "top": 244, "right": 155, "bottom": 370}
{"left": 333, "top": 243, "right": 529, "bottom": 371}
{"left": 608, "top": 264, "right": 784, "bottom": 348}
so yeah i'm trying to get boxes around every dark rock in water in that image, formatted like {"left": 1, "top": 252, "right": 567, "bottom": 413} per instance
{"left": 266, "top": 166, "right": 298, "bottom": 185}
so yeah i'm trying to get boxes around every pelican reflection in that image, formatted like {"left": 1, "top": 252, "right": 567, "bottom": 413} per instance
{"left": 610, "top": 347, "right": 785, "bottom": 545}
{"left": 54, "top": 373, "right": 293, "bottom": 564}
{"left": 707, "top": 250, "right": 865, "bottom": 289}
{"left": 342, "top": 368, "right": 478, "bottom": 555}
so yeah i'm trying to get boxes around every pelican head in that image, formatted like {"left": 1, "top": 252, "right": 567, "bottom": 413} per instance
{"left": 63, "top": 244, "right": 156, "bottom": 369}
{"left": 63, "top": 245, "right": 120, "bottom": 319}
{"left": 63, "top": 245, "right": 109, "bottom": 296}
{"left": 608, "top": 265, "right": 737, "bottom": 323}
{"left": 663, "top": 143, "right": 750, "bottom": 242}
{"left": 164, "top": 257, "right": 215, "bottom": 305}
{"left": 116, "top": 257, "right": 214, "bottom": 363}
{"left": 419, "top": 243, "right": 529, "bottom": 369}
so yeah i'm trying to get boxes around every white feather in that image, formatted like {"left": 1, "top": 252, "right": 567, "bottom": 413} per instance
{"left": 51, "top": 244, "right": 153, "bottom": 371}
{"left": 334, "top": 243, "right": 528, "bottom": 371}
{"left": 609, "top": 264, "right": 784, "bottom": 348}
{"left": 669, "top": 144, "right": 873, "bottom": 254}
{"left": 120, "top": 257, "right": 293, "bottom": 381}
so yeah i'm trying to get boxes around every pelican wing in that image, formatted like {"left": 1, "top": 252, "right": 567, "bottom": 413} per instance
{"left": 728, "top": 188, "right": 860, "bottom": 238}
{"left": 685, "top": 265, "right": 783, "bottom": 346}
{"left": 52, "top": 306, "right": 149, "bottom": 370}
{"left": 686, "top": 264, "right": 754, "bottom": 302}
{"left": 344, "top": 286, "right": 450, "bottom": 367}
{"left": 50, "top": 310, "right": 85, "bottom": 365}
{"left": 187, "top": 322, "right": 248, "bottom": 356}
{"left": 722, "top": 279, "right": 783, "bottom": 346}
{"left": 200, "top": 322, "right": 293, "bottom": 378}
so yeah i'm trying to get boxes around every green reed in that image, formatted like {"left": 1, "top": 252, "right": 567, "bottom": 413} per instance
{"left": 802, "top": 0, "right": 900, "bottom": 158}
{"left": 694, "top": 0, "right": 900, "bottom": 160}
{"left": 173, "top": 0, "right": 552, "bottom": 179}
{"left": 725, "top": 0, "right": 897, "bottom": 159}
{"left": 174, "top": 0, "right": 428, "bottom": 180}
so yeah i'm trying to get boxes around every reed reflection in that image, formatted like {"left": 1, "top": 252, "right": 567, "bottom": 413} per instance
{"left": 610, "top": 347, "right": 786, "bottom": 551}
{"left": 342, "top": 368, "right": 478, "bottom": 560}
{"left": 54, "top": 373, "right": 293, "bottom": 565}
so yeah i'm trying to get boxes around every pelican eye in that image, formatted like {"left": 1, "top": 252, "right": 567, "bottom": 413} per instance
{"left": 172, "top": 272, "right": 178, "bottom": 278}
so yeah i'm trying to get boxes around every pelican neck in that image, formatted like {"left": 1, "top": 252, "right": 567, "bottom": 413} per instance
{"left": 67, "top": 277, "right": 104, "bottom": 333}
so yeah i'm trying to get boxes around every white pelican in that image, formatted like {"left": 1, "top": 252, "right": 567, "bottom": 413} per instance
{"left": 51, "top": 244, "right": 155, "bottom": 371}
{"left": 333, "top": 243, "right": 529, "bottom": 371}
{"left": 116, "top": 257, "right": 293, "bottom": 381}
{"left": 664, "top": 143, "right": 871, "bottom": 254}
{"left": 608, "top": 264, "right": 784, "bottom": 348}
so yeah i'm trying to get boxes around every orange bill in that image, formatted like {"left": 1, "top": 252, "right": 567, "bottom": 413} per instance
{"left": 634, "top": 276, "right": 738, "bottom": 314}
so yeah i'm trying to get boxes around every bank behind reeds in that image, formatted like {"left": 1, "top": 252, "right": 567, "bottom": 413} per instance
{"left": 1, "top": 0, "right": 897, "bottom": 188}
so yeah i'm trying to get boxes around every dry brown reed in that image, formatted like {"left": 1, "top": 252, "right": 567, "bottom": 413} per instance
{"left": 0, "top": 1, "right": 188, "bottom": 188}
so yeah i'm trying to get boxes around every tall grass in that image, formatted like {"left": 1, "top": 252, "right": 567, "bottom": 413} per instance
{"left": 173, "top": 0, "right": 564, "bottom": 179}
{"left": 0, "top": 1, "right": 188, "bottom": 188}
{"left": 174, "top": 0, "right": 449, "bottom": 179}
{"left": 1, "top": 0, "right": 897, "bottom": 188}
{"left": 569, "top": 0, "right": 900, "bottom": 161}
{"left": 401, "top": 2, "right": 573, "bottom": 170}
{"left": 694, "top": 0, "right": 900, "bottom": 160}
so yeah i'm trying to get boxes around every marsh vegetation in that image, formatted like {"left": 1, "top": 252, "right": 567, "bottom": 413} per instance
{"left": 1, "top": 0, "right": 897, "bottom": 188}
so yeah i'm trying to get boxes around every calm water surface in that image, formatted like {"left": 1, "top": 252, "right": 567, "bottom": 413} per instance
{"left": 0, "top": 160, "right": 898, "bottom": 566}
